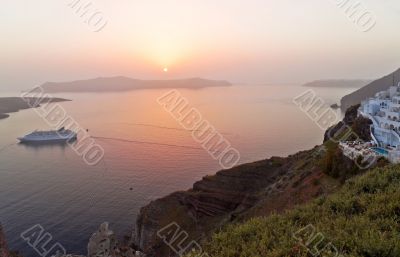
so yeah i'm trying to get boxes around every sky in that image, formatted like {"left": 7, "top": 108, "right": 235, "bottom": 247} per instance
{"left": 1, "top": 0, "right": 400, "bottom": 90}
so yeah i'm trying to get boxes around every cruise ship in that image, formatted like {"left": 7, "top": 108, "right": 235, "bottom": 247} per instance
{"left": 18, "top": 127, "right": 77, "bottom": 143}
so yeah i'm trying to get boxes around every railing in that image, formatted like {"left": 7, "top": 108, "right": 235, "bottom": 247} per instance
{"left": 391, "top": 129, "right": 400, "bottom": 143}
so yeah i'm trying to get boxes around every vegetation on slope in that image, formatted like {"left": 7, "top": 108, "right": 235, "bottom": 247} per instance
{"left": 188, "top": 164, "right": 400, "bottom": 257}
{"left": 320, "top": 139, "right": 360, "bottom": 182}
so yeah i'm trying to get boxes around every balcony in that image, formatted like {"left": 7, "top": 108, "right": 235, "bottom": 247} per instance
{"left": 387, "top": 115, "right": 400, "bottom": 122}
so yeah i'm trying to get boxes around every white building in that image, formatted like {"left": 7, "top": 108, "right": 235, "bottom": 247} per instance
{"left": 359, "top": 82, "right": 400, "bottom": 163}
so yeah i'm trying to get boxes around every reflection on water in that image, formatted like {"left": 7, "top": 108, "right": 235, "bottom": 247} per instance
{"left": 0, "top": 85, "right": 355, "bottom": 256}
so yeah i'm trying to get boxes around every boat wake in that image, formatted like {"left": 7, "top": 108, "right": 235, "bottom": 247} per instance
{"left": 115, "top": 122, "right": 232, "bottom": 135}
{"left": 92, "top": 136, "right": 204, "bottom": 150}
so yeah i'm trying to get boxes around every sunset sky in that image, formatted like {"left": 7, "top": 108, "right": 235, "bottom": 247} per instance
{"left": 1, "top": 0, "right": 400, "bottom": 90}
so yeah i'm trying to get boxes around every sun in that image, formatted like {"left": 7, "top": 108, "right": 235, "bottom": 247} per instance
{"left": 163, "top": 67, "right": 168, "bottom": 72}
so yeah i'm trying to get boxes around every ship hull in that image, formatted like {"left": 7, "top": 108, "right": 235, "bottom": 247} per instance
{"left": 18, "top": 135, "right": 77, "bottom": 143}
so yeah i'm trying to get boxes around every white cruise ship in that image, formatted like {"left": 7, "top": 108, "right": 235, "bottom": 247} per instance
{"left": 18, "top": 127, "right": 77, "bottom": 143}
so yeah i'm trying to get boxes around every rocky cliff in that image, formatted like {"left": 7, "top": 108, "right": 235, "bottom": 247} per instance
{"left": 341, "top": 68, "right": 400, "bottom": 111}
{"left": 0, "top": 105, "right": 375, "bottom": 257}
{"left": 324, "top": 104, "right": 372, "bottom": 143}
{"left": 132, "top": 103, "right": 377, "bottom": 257}
{"left": 133, "top": 148, "right": 344, "bottom": 257}
{"left": 61, "top": 223, "right": 145, "bottom": 257}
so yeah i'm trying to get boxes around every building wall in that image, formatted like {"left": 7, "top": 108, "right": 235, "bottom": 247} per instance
{"left": 361, "top": 86, "right": 400, "bottom": 148}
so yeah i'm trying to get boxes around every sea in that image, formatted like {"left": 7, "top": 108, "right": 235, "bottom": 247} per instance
{"left": 0, "top": 84, "right": 356, "bottom": 256}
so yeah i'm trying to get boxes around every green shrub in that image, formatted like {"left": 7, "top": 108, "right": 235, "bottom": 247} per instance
{"left": 189, "top": 164, "right": 400, "bottom": 257}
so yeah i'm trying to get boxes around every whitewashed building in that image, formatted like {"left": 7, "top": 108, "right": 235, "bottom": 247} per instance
{"left": 359, "top": 82, "right": 400, "bottom": 162}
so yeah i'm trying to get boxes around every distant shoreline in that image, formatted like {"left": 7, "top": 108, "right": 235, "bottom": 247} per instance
{"left": 40, "top": 77, "right": 232, "bottom": 93}
{"left": 0, "top": 97, "right": 70, "bottom": 120}
{"left": 0, "top": 113, "right": 10, "bottom": 119}
{"left": 302, "top": 79, "right": 372, "bottom": 88}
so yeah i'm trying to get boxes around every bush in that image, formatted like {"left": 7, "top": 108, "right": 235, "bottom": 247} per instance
{"left": 320, "top": 140, "right": 363, "bottom": 182}
{"left": 190, "top": 164, "right": 400, "bottom": 257}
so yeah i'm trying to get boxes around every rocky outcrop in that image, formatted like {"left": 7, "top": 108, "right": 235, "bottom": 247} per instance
{"left": 0, "top": 224, "right": 9, "bottom": 257}
{"left": 87, "top": 223, "right": 117, "bottom": 257}
{"left": 324, "top": 105, "right": 359, "bottom": 142}
{"left": 132, "top": 100, "right": 384, "bottom": 257}
{"left": 133, "top": 148, "right": 340, "bottom": 257}
{"left": 324, "top": 104, "right": 372, "bottom": 143}
{"left": 62, "top": 223, "right": 145, "bottom": 257}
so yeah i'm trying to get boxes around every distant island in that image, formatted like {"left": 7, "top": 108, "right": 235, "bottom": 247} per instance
{"left": 341, "top": 68, "right": 400, "bottom": 110}
{"left": 40, "top": 77, "right": 232, "bottom": 93}
{"left": 302, "top": 79, "right": 372, "bottom": 88}
{"left": 0, "top": 97, "right": 70, "bottom": 120}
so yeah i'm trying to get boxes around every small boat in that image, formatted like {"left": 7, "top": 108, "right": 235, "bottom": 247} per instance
{"left": 18, "top": 127, "right": 77, "bottom": 143}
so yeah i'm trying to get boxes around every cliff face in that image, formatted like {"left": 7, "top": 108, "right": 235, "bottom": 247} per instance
{"left": 133, "top": 148, "right": 340, "bottom": 257}
{"left": 0, "top": 224, "right": 10, "bottom": 257}
{"left": 324, "top": 104, "right": 372, "bottom": 143}
{"left": 196, "top": 164, "right": 400, "bottom": 257}
{"left": 133, "top": 104, "right": 377, "bottom": 257}
{"left": 341, "top": 68, "right": 400, "bottom": 111}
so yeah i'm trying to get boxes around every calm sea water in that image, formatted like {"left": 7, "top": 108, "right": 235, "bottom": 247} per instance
{"left": 0, "top": 85, "right": 355, "bottom": 256}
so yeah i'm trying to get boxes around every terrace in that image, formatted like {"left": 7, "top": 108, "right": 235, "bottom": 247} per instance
{"left": 339, "top": 141, "right": 377, "bottom": 161}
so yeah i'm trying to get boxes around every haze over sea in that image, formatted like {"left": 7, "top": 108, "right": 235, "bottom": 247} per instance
{"left": 0, "top": 84, "right": 354, "bottom": 256}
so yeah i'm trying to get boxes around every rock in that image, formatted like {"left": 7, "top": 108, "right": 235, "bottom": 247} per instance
{"left": 87, "top": 223, "right": 117, "bottom": 257}
{"left": 324, "top": 104, "right": 372, "bottom": 143}
{"left": 0, "top": 224, "right": 9, "bottom": 257}
{"left": 58, "top": 223, "right": 145, "bottom": 257}
{"left": 134, "top": 251, "right": 145, "bottom": 257}
{"left": 114, "top": 247, "right": 145, "bottom": 257}
{"left": 330, "top": 103, "right": 340, "bottom": 109}
{"left": 132, "top": 149, "right": 338, "bottom": 257}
